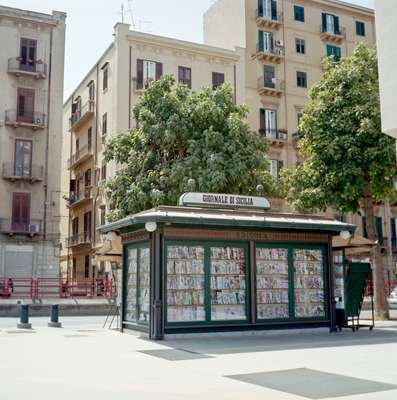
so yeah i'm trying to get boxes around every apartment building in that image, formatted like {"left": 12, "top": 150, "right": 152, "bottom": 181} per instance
{"left": 62, "top": 23, "right": 244, "bottom": 280}
{"left": 0, "top": 6, "right": 66, "bottom": 280}
{"left": 204, "top": 1, "right": 397, "bottom": 277}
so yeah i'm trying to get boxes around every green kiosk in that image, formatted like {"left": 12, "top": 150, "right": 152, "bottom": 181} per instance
{"left": 98, "top": 193, "right": 356, "bottom": 340}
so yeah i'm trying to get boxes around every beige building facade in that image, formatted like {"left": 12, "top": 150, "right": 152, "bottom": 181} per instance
{"left": 0, "top": 6, "right": 66, "bottom": 280}
{"left": 62, "top": 23, "right": 244, "bottom": 279}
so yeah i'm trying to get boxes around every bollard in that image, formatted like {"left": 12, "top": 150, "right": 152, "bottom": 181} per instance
{"left": 48, "top": 304, "right": 62, "bottom": 328}
{"left": 17, "top": 304, "right": 32, "bottom": 329}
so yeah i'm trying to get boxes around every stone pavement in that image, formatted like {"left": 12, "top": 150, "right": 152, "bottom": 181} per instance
{"left": 0, "top": 316, "right": 397, "bottom": 400}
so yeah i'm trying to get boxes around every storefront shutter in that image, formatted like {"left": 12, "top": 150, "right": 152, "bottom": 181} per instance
{"left": 136, "top": 59, "right": 143, "bottom": 89}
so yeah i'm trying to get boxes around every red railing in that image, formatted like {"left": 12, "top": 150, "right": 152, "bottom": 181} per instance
{"left": 0, "top": 277, "right": 115, "bottom": 299}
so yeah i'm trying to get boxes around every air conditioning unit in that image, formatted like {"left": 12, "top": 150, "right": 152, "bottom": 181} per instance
{"left": 275, "top": 40, "right": 284, "bottom": 47}
{"left": 29, "top": 224, "right": 40, "bottom": 234}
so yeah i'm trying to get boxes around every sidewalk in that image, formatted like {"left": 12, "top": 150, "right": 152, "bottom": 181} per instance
{"left": 0, "top": 316, "right": 396, "bottom": 400}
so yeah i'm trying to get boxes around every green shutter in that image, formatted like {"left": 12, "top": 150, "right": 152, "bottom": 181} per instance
{"left": 335, "top": 47, "right": 342, "bottom": 61}
{"left": 271, "top": 0, "right": 277, "bottom": 20}
{"left": 258, "top": 31, "right": 264, "bottom": 52}
{"left": 326, "top": 45, "right": 334, "bottom": 57}
{"left": 258, "top": 0, "right": 263, "bottom": 17}
{"left": 321, "top": 13, "right": 327, "bottom": 32}
{"left": 334, "top": 15, "right": 340, "bottom": 34}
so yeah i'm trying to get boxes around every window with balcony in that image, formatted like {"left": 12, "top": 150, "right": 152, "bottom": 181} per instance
{"left": 17, "top": 88, "right": 35, "bottom": 124}
{"left": 258, "top": 0, "right": 278, "bottom": 20}
{"left": 178, "top": 66, "right": 192, "bottom": 89}
{"left": 296, "top": 71, "right": 307, "bottom": 88}
{"left": 212, "top": 72, "right": 225, "bottom": 89}
{"left": 72, "top": 217, "right": 79, "bottom": 238}
{"left": 12, "top": 192, "right": 30, "bottom": 232}
{"left": 270, "top": 159, "right": 284, "bottom": 180}
{"left": 15, "top": 139, "right": 32, "bottom": 177}
{"left": 85, "top": 169, "right": 92, "bottom": 188}
{"left": 20, "top": 38, "right": 37, "bottom": 72}
{"left": 295, "top": 38, "right": 306, "bottom": 54}
{"left": 322, "top": 13, "right": 340, "bottom": 35}
{"left": 84, "top": 211, "right": 92, "bottom": 242}
{"left": 326, "top": 45, "right": 342, "bottom": 61}
{"left": 263, "top": 65, "right": 276, "bottom": 88}
{"left": 356, "top": 21, "right": 366, "bottom": 37}
{"left": 136, "top": 59, "right": 163, "bottom": 90}
{"left": 260, "top": 108, "right": 277, "bottom": 137}
{"left": 258, "top": 30, "right": 274, "bottom": 53}
{"left": 294, "top": 5, "right": 305, "bottom": 22}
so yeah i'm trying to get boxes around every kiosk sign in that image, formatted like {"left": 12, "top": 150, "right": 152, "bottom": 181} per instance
{"left": 178, "top": 192, "right": 271, "bottom": 210}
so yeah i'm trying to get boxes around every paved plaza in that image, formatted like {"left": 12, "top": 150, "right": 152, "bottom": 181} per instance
{"left": 0, "top": 316, "right": 397, "bottom": 400}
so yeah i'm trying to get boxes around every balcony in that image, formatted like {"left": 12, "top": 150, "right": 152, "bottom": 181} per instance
{"left": 7, "top": 57, "right": 47, "bottom": 79}
{"left": 67, "top": 187, "right": 92, "bottom": 209}
{"left": 320, "top": 25, "right": 346, "bottom": 44}
{"left": 255, "top": 43, "right": 284, "bottom": 64}
{"left": 67, "top": 145, "right": 93, "bottom": 169}
{"left": 0, "top": 218, "right": 42, "bottom": 236}
{"left": 255, "top": 9, "right": 283, "bottom": 30}
{"left": 66, "top": 231, "right": 91, "bottom": 248}
{"left": 257, "top": 77, "right": 285, "bottom": 98}
{"left": 259, "top": 128, "right": 288, "bottom": 146}
{"left": 69, "top": 100, "right": 95, "bottom": 132}
{"left": 5, "top": 110, "right": 46, "bottom": 130}
{"left": 2, "top": 163, "right": 44, "bottom": 182}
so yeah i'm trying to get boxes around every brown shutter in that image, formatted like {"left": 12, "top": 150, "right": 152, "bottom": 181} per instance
{"left": 17, "top": 88, "right": 35, "bottom": 123}
{"left": 12, "top": 193, "right": 30, "bottom": 232}
{"left": 137, "top": 59, "right": 143, "bottom": 89}
{"left": 156, "top": 62, "right": 163, "bottom": 80}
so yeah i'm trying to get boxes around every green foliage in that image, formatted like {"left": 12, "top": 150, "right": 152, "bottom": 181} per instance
{"left": 105, "top": 75, "right": 274, "bottom": 221}
{"left": 280, "top": 44, "right": 397, "bottom": 214}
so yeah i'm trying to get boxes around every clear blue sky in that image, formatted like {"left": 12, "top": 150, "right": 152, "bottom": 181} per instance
{"left": 1, "top": 0, "right": 374, "bottom": 99}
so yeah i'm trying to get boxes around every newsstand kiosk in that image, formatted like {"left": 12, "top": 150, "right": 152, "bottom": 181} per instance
{"left": 98, "top": 193, "right": 356, "bottom": 340}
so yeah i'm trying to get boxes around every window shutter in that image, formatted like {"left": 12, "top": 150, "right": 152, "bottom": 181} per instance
{"left": 362, "top": 217, "right": 368, "bottom": 238}
{"left": 137, "top": 59, "right": 143, "bottom": 89}
{"left": 321, "top": 13, "right": 327, "bottom": 32}
{"left": 391, "top": 218, "right": 396, "bottom": 248}
{"left": 259, "top": 109, "right": 266, "bottom": 130}
{"left": 336, "top": 47, "right": 342, "bottom": 61}
{"left": 269, "top": 32, "right": 274, "bottom": 51}
{"left": 334, "top": 16, "right": 340, "bottom": 34}
{"left": 376, "top": 217, "right": 384, "bottom": 246}
{"left": 326, "top": 45, "right": 333, "bottom": 57}
{"left": 271, "top": 0, "right": 277, "bottom": 20}
{"left": 258, "top": 0, "right": 263, "bottom": 17}
{"left": 155, "top": 62, "right": 163, "bottom": 80}
{"left": 258, "top": 31, "right": 264, "bottom": 52}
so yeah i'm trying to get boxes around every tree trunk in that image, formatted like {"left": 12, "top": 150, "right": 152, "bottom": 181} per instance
{"left": 363, "top": 179, "right": 389, "bottom": 320}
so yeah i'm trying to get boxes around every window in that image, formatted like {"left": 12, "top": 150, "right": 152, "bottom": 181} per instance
{"left": 294, "top": 5, "right": 305, "bottom": 22}
{"left": 136, "top": 59, "right": 163, "bottom": 90}
{"left": 296, "top": 71, "right": 307, "bottom": 88}
{"left": 295, "top": 38, "right": 306, "bottom": 54}
{"left": 258, "top": 30, "right": 274, "bottom": 53}
{"left": 72, "top": 217, "right": 79, "bottom": 237}
{"left": 178, "top": 66, "right": 192, "bottom": 88}
{"left": 15, "top": 139, "right": 32, "bottom": 177}
{"left": 88, "top": 127, "right": 92, "bottom": 150}
{"left": 102, "top": 113, "right": 107, "bottom": 136}
{"left": 391, "top": 218, "right": 397, "bottom": 248}
{"left": 258, "top": 0, "right": 278, "bottom": 20}
{"left": 20, "top": 38, "right": 37, "bottom": 72}
{"left": 84, "top": 255, "right": 90, "bottom": 279}
{"left": 84, "top": 212, "right": 91, "bottom": 241}
{"left": 17, "top": 88, "right": 35, "bottom": 123}
{"left": 263, "top": 65, "right": 275, "bottom": 88}
{"left": 84, "top": 169, "right": 91, "bottom": 188}
{"left": 260, "top": 108, "right": 277, "bottom": 137}
{"left": 362, "top": 217, "right": 384, "bottom": 246}
{"left": 100, "top": 206, "right": 106, "bottom": 226}
{"left": 101, "top": 163, "right": 107, "bottom": 181}
{"left": 322, "top": 13, "right": 340, "bottom": 35}
{"left": 12, "top": 193, "right": 30, "bottom": 232}
{"left": 102, "top": 66, "right": 108, "bottom": 91}
{"left": 270, "top": 159, "right": 284, "bottom": 180}
{"left": 212, "top": 72, "right": 225, "bottom": 89}
{"left": 326, "top": 45, "right": 342, "bottom": 61}
{"left": 356, "top": 21, "right": 366, "bottom": 36}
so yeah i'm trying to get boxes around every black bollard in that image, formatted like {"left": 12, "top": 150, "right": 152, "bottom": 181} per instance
{"left": 48, "top": 304, "right": 62, "bottom": 328}
{"left": 17, "top": 304, "right": 32, "bottom": 329}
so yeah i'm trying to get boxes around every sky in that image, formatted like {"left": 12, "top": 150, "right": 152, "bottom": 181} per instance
{"left": 1, "top": 0, "right": 375, "bottom": 99}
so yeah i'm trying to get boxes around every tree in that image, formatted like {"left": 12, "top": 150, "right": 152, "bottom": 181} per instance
{"left": 104, "top": 75, "right": 274, "bottom": 221}
{"left": 280, "top": 44, "right": 397, "bottom": 319}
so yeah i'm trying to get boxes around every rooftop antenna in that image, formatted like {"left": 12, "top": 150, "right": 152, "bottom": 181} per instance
{"left": 127, "top": 0, "right": 136, "bottom": 30}
{"left": 120, "top": 3, "right": 125, "bottom": 23}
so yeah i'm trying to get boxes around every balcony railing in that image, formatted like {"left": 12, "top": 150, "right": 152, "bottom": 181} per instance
{"left": 5, "top": 110, "right": 46, "bottom": 129}
{"left": 2, "top": 163, "right": 44, "bottom": 182}
{"left": 256, "top": 43, "right": 284, "bottom": 63}
{"left": 8, "top": 57, "right": 47, "bottom": 79}
{"left": 66, "top": 231, "right": 91, "bottom": 248}
{"left": 255, "top": 9, "right": 283, "bottom": 29}
{"left": 67, "top": 144, "right": 93, "bottom": 169}
{"left": 259, "top": 128, "right": 288, "bottom": 141}
{"left": 68, "top": 187, "right": 92, "bottom": 208}
{"left": 257, "top": 77, "right": 285, "bottom": 97}
{"left": 69, "top": 100, "right": 95, "bottom": 132}
{"left": 320, "top": 25, "right": 346, "bottom": 42}
{"left": 0, "top": 218, "right": 42, "bottom": 236}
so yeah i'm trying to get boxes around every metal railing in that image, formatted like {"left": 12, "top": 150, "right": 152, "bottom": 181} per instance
{"left": 69, "top": 100, "right": 95, "bottom": 129}
{"left": 67, "top": 144, "right": 93, "bottom": 168}
{"left": 320, "top": 25, "right": 346, "bottom": 37}
{"left": 257, "top": 77, "right": 285, "bottom": 91}
{"left": 256, "top": 43, "right": 284, "bottom": 57}
{"left": 5, "top": 110, "right": 46, "bottom": 128}
{"left": 255, "top": 8, "right": 283, "bottom": 22}
{"left": 0, "top": 218, "right": 42, "bottom": 235}
{"left": 259, "top": 128, "right": 288, "bottom": 140}
{"left": 2, "top": 163, "right": 44, "bottom": 181}
{"left": 7, "top": 57, "right": 47, "bottom": 76}
{"left": 69, "top": 187, "right": 92, "bottom": 206}
{"left": 66, "top": 231, "right": 91, "bottom": 247}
